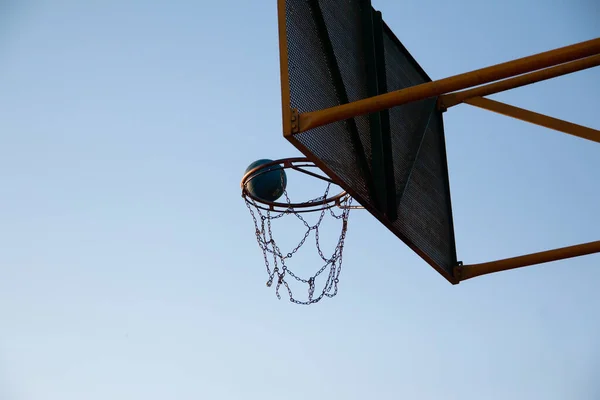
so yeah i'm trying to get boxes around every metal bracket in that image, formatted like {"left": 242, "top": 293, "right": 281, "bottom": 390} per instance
{"left": 290, "top": 108, "right": 299, "bottom": 135}
{"left": 436, "top": 98, "right": 448, "bottom": 113}
{"left": 453, "top": 261, "right": 464, "bottom": 282}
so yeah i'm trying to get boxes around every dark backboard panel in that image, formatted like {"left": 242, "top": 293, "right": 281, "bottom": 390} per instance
{"left": 280, "top": 0, "right": 458, "bottom": 282}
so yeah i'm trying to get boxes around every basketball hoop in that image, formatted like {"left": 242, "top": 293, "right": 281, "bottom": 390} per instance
{"left": 241, "top": 157, "right": 355, "bottom": 305}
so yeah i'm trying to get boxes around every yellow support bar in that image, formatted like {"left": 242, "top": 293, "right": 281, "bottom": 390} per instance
{"left": 298, "top": 37, "right": 600, "bottom": 133}
{"left": 464, "top": 97, "right": 600, "bottom": 144}
{"left": 456, "top": 240, "right": 600, "bottom": 281}
{"left": 439, "top": 54, "right": 600, "bottom": 109}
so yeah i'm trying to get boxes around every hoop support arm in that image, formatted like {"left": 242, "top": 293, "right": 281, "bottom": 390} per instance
{"left": 296, "top": 37, "right": 600, "bottom": 133}
{"left": 439, "top": 54, "right": 600, "bottom": 109}
{"left": 464, "top": 97, "right": 600, "bottom": 144}
{"left": 455, "top": 240, "right": 600, "bottom": 281}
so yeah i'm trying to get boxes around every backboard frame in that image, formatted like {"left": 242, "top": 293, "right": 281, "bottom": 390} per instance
{"left": 277, "top": 0, "right": 600, "bottom": 283}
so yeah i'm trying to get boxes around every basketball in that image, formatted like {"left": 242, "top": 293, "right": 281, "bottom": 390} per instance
{"left": 244, "top": 159, "right": 287, "bottom": 202}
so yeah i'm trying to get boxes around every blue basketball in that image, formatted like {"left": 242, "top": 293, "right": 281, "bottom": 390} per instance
{"left": 244, "top": 159, "right": 287, "bottom": 202}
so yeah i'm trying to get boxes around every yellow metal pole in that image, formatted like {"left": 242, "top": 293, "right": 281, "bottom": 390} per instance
{"left": 456, "top": 240, "right": 600, "bottom": 281}
{"left": 298, "top": 38, "right": 600, "bottom": 132}
{"left": 439, "top": 55, "right": 600, "bottom": 109}
{"left": 464, "top": 97, "right": 600, "bottom": 144}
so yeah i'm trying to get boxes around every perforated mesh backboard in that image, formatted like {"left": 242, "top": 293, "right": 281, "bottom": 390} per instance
{"left": 278, "top": 0, "right": 459, "bottom": 283}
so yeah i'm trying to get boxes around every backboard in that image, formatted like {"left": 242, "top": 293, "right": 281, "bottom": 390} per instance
{"left": 277, "top": 0, "right": 459, "bottom": 283}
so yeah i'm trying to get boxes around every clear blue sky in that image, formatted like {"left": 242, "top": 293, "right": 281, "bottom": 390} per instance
{"left": 1, "top": 0, "right": 599, "bottom": 399}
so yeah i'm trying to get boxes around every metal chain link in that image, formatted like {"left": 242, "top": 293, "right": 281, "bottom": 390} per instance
{"left": 243, "top": 169, "right": 352, "bottom": 305}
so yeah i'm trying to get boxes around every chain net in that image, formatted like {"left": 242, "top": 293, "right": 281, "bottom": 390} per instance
{"left": 243, "top": 170, "right": 353, "bottom": 305}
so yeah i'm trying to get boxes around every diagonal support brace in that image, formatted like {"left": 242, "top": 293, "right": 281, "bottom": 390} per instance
{"left": 465, "top": 97, "right": 600, "bottom": 144}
